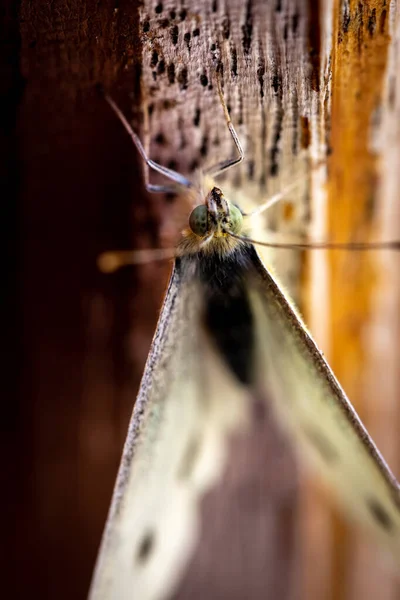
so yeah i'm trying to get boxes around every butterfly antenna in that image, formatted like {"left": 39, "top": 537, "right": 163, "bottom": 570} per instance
{"left": 97, "top": 249, "right": 176, "bottom": 272}
{"left": 227, "top": 231, "right": 400, "bottom": 252}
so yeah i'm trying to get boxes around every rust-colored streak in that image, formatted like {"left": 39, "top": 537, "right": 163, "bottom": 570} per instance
{"left": 327, "top": 1, "right": 391, "bottom": 599}
{"left": 328, "top": 0, "right": 390, "bottom": 400}
{"left": 328, "top": 0, "right": 390, "bottom": 378}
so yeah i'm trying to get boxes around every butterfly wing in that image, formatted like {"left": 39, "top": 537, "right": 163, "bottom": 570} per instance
{"left": 90, "top": 260, "right": 248, "bottom": 600}
{"left": 248, "top": 247, "right": 400, "bottom": 558}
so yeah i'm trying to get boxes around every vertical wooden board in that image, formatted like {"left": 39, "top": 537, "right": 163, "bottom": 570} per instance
{"left": 344, "top": 3, "right": 400, "bottom": 598}
{"left": 138, "top": 0, "right": 316, "bottom": 297}
{"left": 303, "top": 1, "right": 400, "bottom": 600}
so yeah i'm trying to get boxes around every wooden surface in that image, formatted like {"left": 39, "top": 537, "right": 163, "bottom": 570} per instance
{"left": 4, "top": 0, "right": 400, "bottom": 598}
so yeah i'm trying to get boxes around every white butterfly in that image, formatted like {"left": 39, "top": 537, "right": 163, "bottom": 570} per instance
{"left": 89, "top": 86, "right": 400, "bottom": 600}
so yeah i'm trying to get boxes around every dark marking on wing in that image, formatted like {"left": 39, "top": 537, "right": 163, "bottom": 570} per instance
{"left": 303, "top": 426, "right": 338, "bottom": 463}
{"left": 177, "top": 436, "right": 202, "bottom": 480}
{"left": 367, "top": 498, "right": 393, "bottom": 532}
{"left": 155, "top": 2, "right": 163, "bottom": 14}
{"left": 136, "top": 531, "right": 155, "bottom": 563}
{"left": 194, "top": 247, "right": 256, "bottom": 386}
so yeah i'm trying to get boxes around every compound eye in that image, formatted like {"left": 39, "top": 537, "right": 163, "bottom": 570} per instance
{"left": 229, "top": 205, "right": 243, "bottom": 234}
{"left": 189, "top": 205, "right": 209, "bottom": 236}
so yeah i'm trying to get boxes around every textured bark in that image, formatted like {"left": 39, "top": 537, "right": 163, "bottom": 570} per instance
{"left": 4, "top": 0, "right": 400, "bottom": 599}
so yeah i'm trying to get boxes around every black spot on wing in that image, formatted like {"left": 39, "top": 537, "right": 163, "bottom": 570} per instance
{"left": 197, "top": 246, "right": 256, "bottom": 386}
{"left": 303, "top": 426, "right": 338, "bottom": 463}
{"left": 136, "top": 531, "right": 155, "bottom": 564}
{"left": 204, "top": 285, "right": 254, "bottom": 385}
{"left": 367, "top": 498, "right": 394, "bottom": 532}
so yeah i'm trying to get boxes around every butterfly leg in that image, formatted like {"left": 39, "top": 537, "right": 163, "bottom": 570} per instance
{"left": 104, "top": 94, "right": 193, "bottom": 194}
{"left": 205, "top": 78, "right": 244, "bottom": 178}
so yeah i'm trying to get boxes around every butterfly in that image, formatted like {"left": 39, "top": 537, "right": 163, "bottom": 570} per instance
{"left": 89, "top": 82, "right": 400, "bottom": 600}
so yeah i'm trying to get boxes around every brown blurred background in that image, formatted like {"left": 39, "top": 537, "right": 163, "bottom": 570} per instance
{"left": 2, "top": 1, "right": 400, "bottom": 599}
{"left": 2, "top": 1, "right": 162, "bottom": 597}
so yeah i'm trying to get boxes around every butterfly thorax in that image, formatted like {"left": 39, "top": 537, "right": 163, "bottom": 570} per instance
{"left": 178, "top": 186, "right": 247, "bottom": 257}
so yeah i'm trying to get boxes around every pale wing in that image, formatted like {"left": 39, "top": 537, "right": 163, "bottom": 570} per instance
{"left": 249, "top": 248, "right": 400, "bottom": 558}
{"left": 90, "top": 260, "right": 248, "bottom": 600}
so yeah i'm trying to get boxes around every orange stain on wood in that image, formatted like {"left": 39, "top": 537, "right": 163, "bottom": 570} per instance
{"left": 326, "top": 1, "right": 391, "bottom": 599}
{"left": 328, "top": 0, "right": 390, "bottom": 394}
{"left": 282, "top": 200, "right": 295, "bottom": 222}
{"left": 328, "top": 0, "right": 389, "bottom": 394}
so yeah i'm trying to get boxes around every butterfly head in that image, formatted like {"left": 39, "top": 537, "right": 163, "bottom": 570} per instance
{"left": 178, "top": 186, "right": 245, "bottom": 257}
{"left": 189, "top": 187, "right": 243, "bottom": 238}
